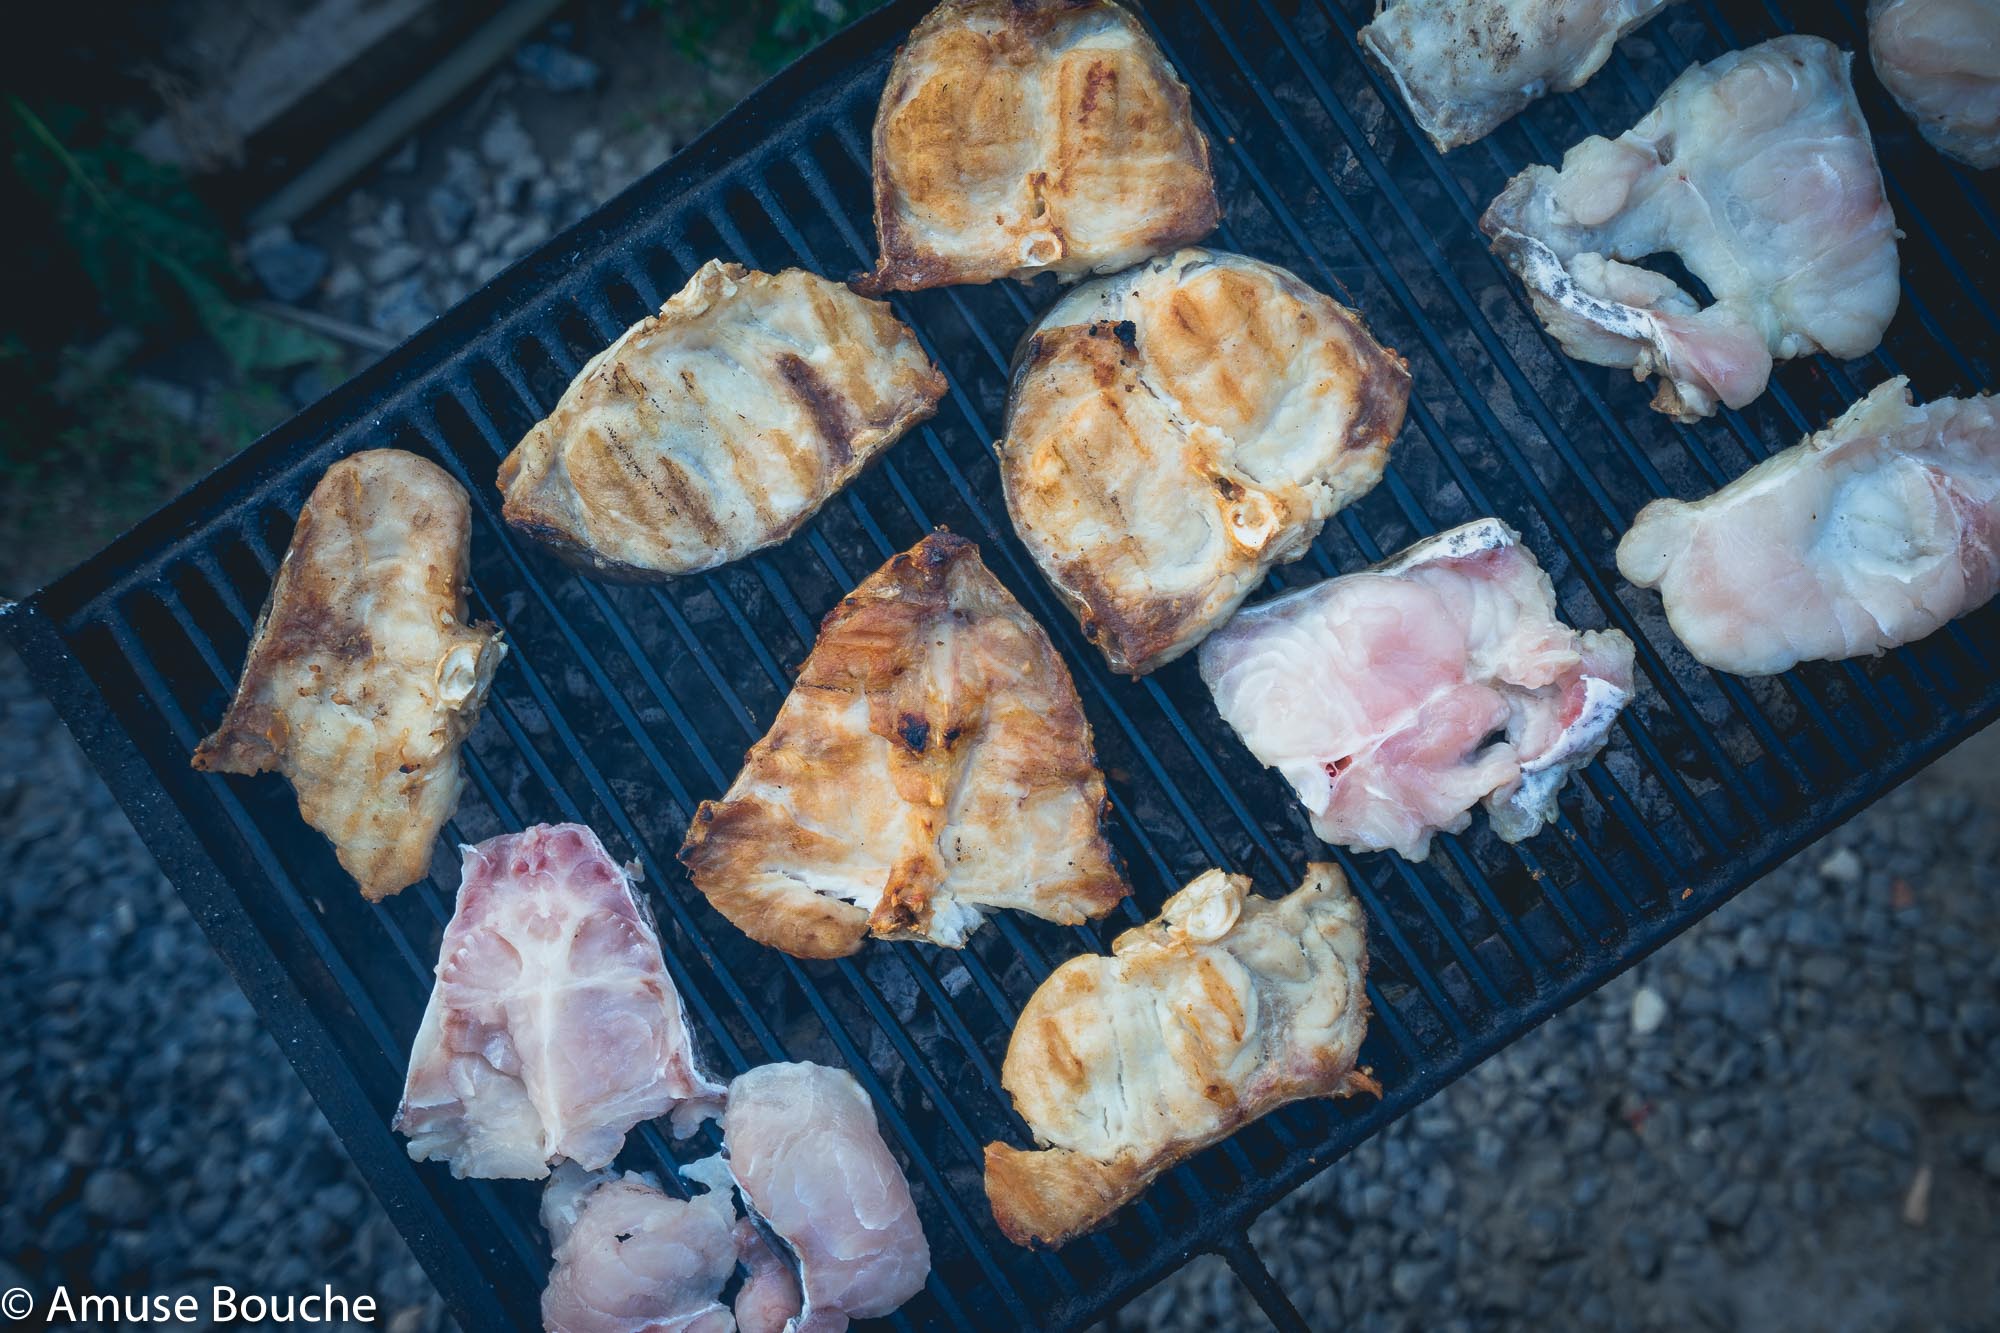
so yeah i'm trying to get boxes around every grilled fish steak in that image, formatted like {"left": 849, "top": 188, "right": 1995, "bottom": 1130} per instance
{"left": 985, "top": 864, "right": 1375, "bottom": 1247}
{"left": 680, "top": 531, "right": 1128, "bottom": 958}
{"left": 1199, "top": 519, "right": 1636, "bottom": 861}
{"left": 191, "top": 449, "right": 504, "bottom": 900}
{"left": 1481, "top": 36, "right": 1900, "bottom": 420}
{"left": 857, "top": 0, "right": 1219, "bottom": 293}
{"left": 998, "top": 248, "right": 1410, "bottom": 675}
{"left": 722, "top": 1063, "right": 931, "bottom": 1330}
{"left": 498, "top": 261, "right": 945, "bottom": 579}
{"left": 396, "top": 824, "right": 724, "bottom": 1179}
{"left": 1617, "top": 377, "right": 2000, "bottom": 676}
{"left": 1870, "top": 0, "right": 2000, "bottom": 170}
{"left": 1360, "top": 0, "right": 1681, "bottom": 152}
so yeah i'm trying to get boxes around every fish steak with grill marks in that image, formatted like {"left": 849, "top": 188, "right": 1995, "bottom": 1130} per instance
{"left": 498, "top": 260, "right": 945, "bottom": 579}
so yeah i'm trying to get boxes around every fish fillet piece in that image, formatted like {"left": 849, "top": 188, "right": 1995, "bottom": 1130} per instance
{"left": 723, "top": 1063, "right": 931, "bottom": 1332}
{"left": 985, "top": 863, "right": 1375, "bottom": 1247}
{"left": 730, "top": 1219, "right": 803, "bottom": 1333}
{"left": 1360, "top": 0, "right": 1681, "bottom": 152}
{"left": 1617, "top": 377, "right": 2000, "bottom": 676}
{"left": 539, "top": 1158, "right": 740, "bottom": 1333}
{"left": 396, "top": 824, "right": 725, "bottom": 1179}
{"left": 1871, "top": 0, "right": 2000, "bottom": 169}
{"left": 679, "top": 531, "right": 1128, "bottom": 959}
{"left": 498, "top": 261, "right": 945, "bottom": 579}
{"left": 1198, "top": 520, "right": 1636, "bottom": 861}
{"left": 191, "top": 449, "right": 504, "bottom": 900}
{"left": 1481, "top": 35, "right": 1900, "bottom": 420}
{"left": 999, "top": 248, "right": 1410, "bottom": 675}
{"left": 857, "top": 0, "right": 1218, "bottom": 293}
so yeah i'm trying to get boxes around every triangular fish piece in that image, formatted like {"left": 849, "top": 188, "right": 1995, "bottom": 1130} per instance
{"left": 679, "top": 531, "right": 1129, "bottom": 958}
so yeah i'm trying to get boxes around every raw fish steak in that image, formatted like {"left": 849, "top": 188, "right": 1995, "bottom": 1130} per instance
{"left": 539, "top": 1158, "right": 739, "bottom": 1333}
{"left": 1481, "top": 36, "right": 1899, "bottom": 420}
{"left": 396, "top": 823, "right": 723, "bottom": 1178}
{"left": 1617, "top": 377, "right": 2000, "bottom": 675}
{"left": 1871, "top": 0, "right": 2000, "bottom": 170}
{"left": 722, "top": 1062, "right": 931, "bottom": 1332}
{"left": 1360, "top": 0, "right": 1681, "bottom": 152}
{"left": 1199, "top": 520, "right": 1635, "bottom": 860}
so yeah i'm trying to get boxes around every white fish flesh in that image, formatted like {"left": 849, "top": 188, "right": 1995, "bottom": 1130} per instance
{"left": 396, "top": 824, "right": 724, "bottom": 1179}
{"left": 1198, "top": 520, "right": 1636, "bottom": 861}
{"left": 1360, "top": 0, "right": 1681, "bottom": 152}
{"left": 722, "top": 1063, "right": 930, "bottom": 1332}
{"left": 984, "top": 863, "right": 1374, "bottom": 1246}
{"left": 1616, "top": 377, "right": 2000, "bottom": 675}
{"left": 1870, "top": 0, "right": 2000, "bottom": 169}
{"left": 1481, "top": 36, "right": 1900, "bottom": 420}
{"left": 539, "top": 1159, "right": 739, "bottom": 1333}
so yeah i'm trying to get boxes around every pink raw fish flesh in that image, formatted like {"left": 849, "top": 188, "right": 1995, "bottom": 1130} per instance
{"left": 1198, "top": 520, "right": 1636, "bottom": 861}
{"left": 722, "top": 1062, "right": 930, "bottom": 1333}
{"left": 1617, "top": 377, "right": 2000, "bottom": 675}
{"left": 1481, "top": 36, "right": 1899, "bottom": 420}
{"left": 539, "top": 1158, "right": 739, "bottom": 1333}
{"left": 396, "top": 823, "right": 724, "bottom": 1179}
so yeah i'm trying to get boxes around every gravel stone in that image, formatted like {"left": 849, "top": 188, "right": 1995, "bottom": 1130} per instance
{"left": 514, "top": 42, "right": 602, "bottom": 93}
{"left": 426, "top": 182, "right": 475, "bottom": 242}
{"left": 480, "top": 108, "right": 535, "bottom": 166}
{"left": 1631, "top": 985, "right": 1668, "bottom": 1035}
{"left": 245, "top": 226, "right": 330, "bottom": 302}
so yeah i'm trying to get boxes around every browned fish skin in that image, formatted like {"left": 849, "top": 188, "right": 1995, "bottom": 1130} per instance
{"left": 984, "top": 864, "right": 1375, "bottom": 1247}
{"left": 999, "top": 249, "right": 1411, "bottom": 675}
{"left": 192, "top": 450, "right": 505, "bottom": 900}
{"left": 679, "top": 531, "right": 1128, "bottom": 959}
{"left": 497, "top": 261, "right": 946, "bottom": 580}
{"left": 857, "top": 0, "right": 1219, "bottom": 294}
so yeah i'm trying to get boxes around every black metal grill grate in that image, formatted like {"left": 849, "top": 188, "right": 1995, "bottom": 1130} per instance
{"left": 8, "top": 2, "right": 1998, "bottom": 1328}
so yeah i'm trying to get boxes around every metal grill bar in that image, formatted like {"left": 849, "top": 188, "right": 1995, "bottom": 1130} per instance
{"left": 7, "top": 3, "right": 1998, "bottom": 1329}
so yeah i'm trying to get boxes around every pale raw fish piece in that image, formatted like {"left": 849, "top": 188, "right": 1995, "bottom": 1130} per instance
{"left": 730, "top": 1220, "right": 803, "bottom": 1333}
{"left": 1871, "top": 0, "right": 2000, "bottom": 169}
{"left": 1617, "top": 378, "right": 2000, "bottom": 675}
{"left": 1199, "top": 520, "right": 1635, "bottom": 861}
{"left": 722, "top": 1063, "right": 930, "bottom": 1332}
{"left": 539, "top": 1159, "right": 738, "bottom": 1333}
{"left": 396, "top": 823, "right": 724, "bottom": 1179}
{"left": 1481, "top": 36, "right": 1900, "bottom": 420}
{"left": 1360, "top": 0, "right": 1682, "bottom": 151}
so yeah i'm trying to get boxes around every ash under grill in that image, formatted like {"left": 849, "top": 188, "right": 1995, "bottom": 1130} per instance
{"left": 8, "top": 1, "right": 1998, "bottom": 1329}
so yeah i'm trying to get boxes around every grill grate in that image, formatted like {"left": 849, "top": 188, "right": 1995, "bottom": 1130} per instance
{"left": 8, "top": 1, "right": 1999, "bottom": 1328}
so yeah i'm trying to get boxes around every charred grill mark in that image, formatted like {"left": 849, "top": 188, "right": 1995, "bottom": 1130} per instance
{"left": 775, "top": 352, "right": 857, "bottom": 470}
{"left": 1078, "top": 59, "right": 1118, "bottom": 117}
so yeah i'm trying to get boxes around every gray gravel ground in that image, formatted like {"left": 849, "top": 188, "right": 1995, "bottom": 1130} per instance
{"left": 0, "top": 651, "right": 451, "bottom": 1333}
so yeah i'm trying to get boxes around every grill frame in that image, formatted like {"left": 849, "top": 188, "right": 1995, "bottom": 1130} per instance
{"left": 7, "top": 1, "right": 1998, "bottom": 1329}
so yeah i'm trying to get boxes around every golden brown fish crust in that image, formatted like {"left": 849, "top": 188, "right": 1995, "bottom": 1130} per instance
{"left": 679, "top": 531, "right": 1128, "bottom": 958}
{"left": 985, "top": 863, "right": 1376, "bottom": 1247}
{"left": 498, "top": 261, "right": 945, "bottom": 580}
{"left": 999, "top": 249, "right": 1411, "bottom": 675}
{"left": 192, "top": 450, "right": 505, "bottom": 900}
{"left": 857, "top": 0, "right": 1219, "bottom": 294}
